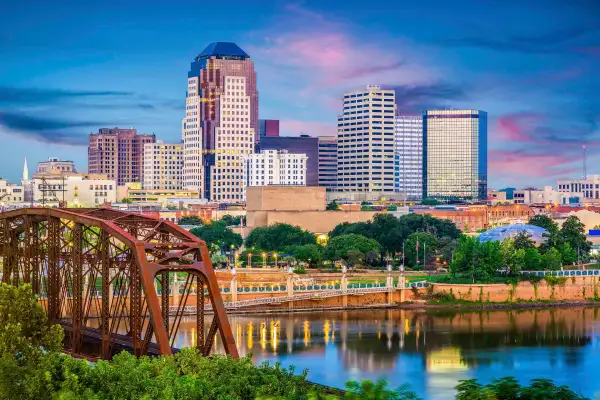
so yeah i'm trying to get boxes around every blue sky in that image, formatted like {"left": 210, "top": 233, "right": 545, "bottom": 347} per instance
{"left": 0, "top": 0, "right": 598, "bottom": 187}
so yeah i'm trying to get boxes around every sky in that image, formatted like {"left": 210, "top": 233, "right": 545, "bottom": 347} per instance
{"left": 0, "top": 0, "right": 599, "bottom": 188}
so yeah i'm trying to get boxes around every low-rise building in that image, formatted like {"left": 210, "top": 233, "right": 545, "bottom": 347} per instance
{"left": 413, "top": 207, "right": 487, "bottom": 233}
{"left": 0, "top": 179, "right": 25, "bottom": 205}
{"left": 36, "top": 157, "right": 76, "bottom": 173}
{"left": 117, "top": 183, "right": 201, "bottom": 208}
{"left": 32, "top": 172, "right": 116, "bottom": 207}
{"left": 245, "top": 150, "right": 307, "bottom": 187}
{"left": 514, "top": 186, "right": 564, "bottom": 205}
{"left": 557, "top": 175, "right": 600, "bottom": 203}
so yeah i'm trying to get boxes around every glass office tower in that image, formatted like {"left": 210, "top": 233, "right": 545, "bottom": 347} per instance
{"left": 394, "top": 115, "right": 423, "bottom": 200}
{"left": 423, "top": 110, "right": 487, "bottom": 202}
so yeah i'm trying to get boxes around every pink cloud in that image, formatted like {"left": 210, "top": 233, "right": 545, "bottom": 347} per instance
{"left": 493, "top": 112, "right": 544, "bottom": 142}
{"left": 489, "top": 149, "right": 580, "bottom": 178}
{"left": 279, "top": 119, "right": 336, "bottom": 137}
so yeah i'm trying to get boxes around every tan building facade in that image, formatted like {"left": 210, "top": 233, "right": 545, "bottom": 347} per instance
{"left": 143, "top": 141, "right": 184, "bottom": 190}
{"left": 32, "top": 172, "right": 116, "bottom": 207}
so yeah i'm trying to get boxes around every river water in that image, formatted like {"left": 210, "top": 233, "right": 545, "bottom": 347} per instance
{"left": 174, "top": 307, "right": 600, "bottom": 399}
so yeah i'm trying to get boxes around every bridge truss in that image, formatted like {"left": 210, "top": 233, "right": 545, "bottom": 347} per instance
{"left": 0, "top": 208, "right": 238, "bottom": 360}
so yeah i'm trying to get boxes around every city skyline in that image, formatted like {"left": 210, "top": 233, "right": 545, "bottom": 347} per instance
{"left": 0, "top": 1, "right": 599, "bottom": 187}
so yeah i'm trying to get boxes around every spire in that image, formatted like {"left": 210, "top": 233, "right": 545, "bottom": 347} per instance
{"left": 23, "top": 158, "right": 29, "bottom": 181}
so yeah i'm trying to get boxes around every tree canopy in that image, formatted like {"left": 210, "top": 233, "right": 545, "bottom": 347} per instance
{"left": 189, "top": 220, "right": 242, "bottom": 252}
{"left": 245, "top": 223, "right": 316, "bottom": 252}
{"left": 324, "top": 234, "right": 380, "bottom": 268}
{"left": 178, "top": 216, "right": 204, "bottom": 226}
{"left": 326, "top": 200, "right": 341, "bottom": 211}
{"left": 293, "top": 244, "right": 323, "bottom": 267}
{"left": 220, "top": 214, "right": 245, "bottom": 226}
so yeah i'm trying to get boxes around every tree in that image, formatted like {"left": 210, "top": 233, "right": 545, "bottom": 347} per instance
{"left": 524, "top": 247, "right": 542, "bottom": 270}
{"left": 403, "top": 232, "right": 437, "bottom": 267}
{"left": 211, "top": 254, "right": 228, "bottom": 268}
{"left": 189, "top": 220, "right": 242, "bottom": 252}
{"left": 293, "top": 244, "right": 323, "bottom": 267}
{"left": 387, "top": 204, "right": 398, "bottom": 211}
{"left": 324, "top": 234, "right": 380, "bottom": 268}
{"left": 221, "top": 214, "right": 244, "bottom": 226}
{"left": 360, "top": 204, "right": 376, "bottom": 211}
{"left": 120, "top": 197, "right": 133, "bottom": 204}
{"left": 513, "top": 232, "right": 536, "bottom": 251}
{"left": 561, "top": 216, "right": 591, "bottom": 261}
{"left": 245, "top": 223, "right": 316, "bottom": 252}
{"left": 420, "top": 198, "right": 440, "bottom": 206}
{"left": 0, "top": 284, "right": 64, "bottom": 399}
{"left": 529, "top": 215, "right": 561, "bottom": 249}
{"left": 541, "top": 247, "right": 563, "bottom": 270}
{"left": 456, "top": 377, "right": 587, "bottom": 400}
{"left": 330, "top": 221, "right": 372, "bottom": 238}
{"left": 475, "top": 240, "right": 504, "bottom": 279}
{"left": 346, "top": 379, "right": 421, "bottom": 400}
{"left": 326, "top": 200, "right": 341, "bottom": 211}
{"left": 178, "top": 216, "right": 204, "bottom": 226}
{"left": 558, "top": 242, "right": 578, "bottom": 265}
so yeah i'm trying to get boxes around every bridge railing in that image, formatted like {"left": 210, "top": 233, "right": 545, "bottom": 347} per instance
{"left": 520, "top": 269, "right": 600, "bottom": 277}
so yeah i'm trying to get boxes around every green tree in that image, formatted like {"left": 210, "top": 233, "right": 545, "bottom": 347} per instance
{"left": 326, "top": 200, "right": 341, "bottom": 211}
{"left": 450, "top": 236, "right": 476, "bottom": 275}
{"left": 178, "top": 215, "right": 204, "bottom": 225}
{"left": 324, "top": 234, "right": 380, "bottom": 268}
{"left": 0, "top": 284, "right": 64, "bottom": 399}
{"left": 293, "top": 244, "right": 323, "bottom": 267}
{"left": 329, "top": 221, "right": 372, "bottom": 238}
{"left": 420, "top": 198, "right": 440, "bottom": 206}
{"left": 524, "top": 247, "right": 542, "bottom": 270}
{"left": 360, "top": 204, "right": 376, "bottom": 211}
{"left": 513, "top": 232, "right": 536, "bottom": 251}
{"left": 189, "top": 220, "right": 242, "bottom": 252}
{"left": 221, "top": 214, "right": 244, "bottom": 226}
{"left": 456, "top": 377, "right": 587, "bottom": 400}
{"left": 500, "top": 239, "right": 526, "bottom": 274}
{"left": 403, "top": 232, "right": 438, "bottom": 267}
{"left": 387, "top": 204, "right": 398, "bottom": 211}
{"left": 541, "top": 247, "right": 563, "bottom": 270}
{"left": 474, "top": 240, "right": 504, "bottom": 279}
{"left": 529, "top": 214, "right": 561, "bottom": 249}
{"left": 245, "top": 223, "right": 316, "bottom": 252}
{"left": 558, "top": 242, "right": 578, "bottom": 265}
{"left": 346, "top": 379, "right": 421, "bottom": 400}
{"left": 121, "top": 197, "right": 133, "bottom": 204}
{"left": 561, "top": 216, "right": 591, "bottom": 261}
{"left": 210, "top": 254, "right": 228, "bottom": 268}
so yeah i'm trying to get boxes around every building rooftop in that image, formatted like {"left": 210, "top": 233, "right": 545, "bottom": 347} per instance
{"left": 195, "top": 42, "right": 250, "bottom": 61}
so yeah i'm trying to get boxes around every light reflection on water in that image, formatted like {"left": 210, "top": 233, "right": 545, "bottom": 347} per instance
{"left": 174, "top": 308, "right": 600, "bottom": 399}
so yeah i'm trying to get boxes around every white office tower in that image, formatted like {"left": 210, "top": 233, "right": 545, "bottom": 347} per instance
{"left": 246, "top": 150, "right": 307, "bottom": 187}
{"left": 394, "top": 115, "right": 423, "bottom": 200}
{"left": 336, "top": 84, "right": 396, "bottom": 192}
{"left": 143, "top": 141, "right": 184, "bottom": 190}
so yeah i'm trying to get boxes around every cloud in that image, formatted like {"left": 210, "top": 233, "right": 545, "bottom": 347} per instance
{"left": 0, "top": 111, "right": 106, "bottom": 145}
{"left": 0, "top": 86, "right": 132, "bottom": 105}
{"left": 489, "top": 149, "right": 581, "bottom": 180}
{"left": 442, "top": 25, "right": 600, "bottom": 54}
{"left": 390, "top": 82, "right": 468, "bottom": 113}
{"left": 280, "top": 119, "right": 335, "bottom": 137}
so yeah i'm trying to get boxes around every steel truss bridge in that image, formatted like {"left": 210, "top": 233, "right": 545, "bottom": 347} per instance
{"left": 0, "top": 208, "right": 238, "bottom": 360}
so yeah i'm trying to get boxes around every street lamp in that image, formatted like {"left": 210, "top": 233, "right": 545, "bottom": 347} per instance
{"left": 262, "top": 252, "right": 267, "bottom": 268}
{"left": 247, "top": 253, "right": 252, "bottom": 268}
{"left": 273, "top": 253, "right": 278, "bottom": 268}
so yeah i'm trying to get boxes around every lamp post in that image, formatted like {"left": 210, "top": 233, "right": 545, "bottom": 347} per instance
{"left": 247, "top": 253, "right": 252, "bottom": 268}
{"left": 262, "top": 252, "right": 267, "bottom": 268}
{"left": 274, "top": 253, "right": 278, "bottom": 269}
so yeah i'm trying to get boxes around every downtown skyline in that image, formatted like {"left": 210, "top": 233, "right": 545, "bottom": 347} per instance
{"left": 0, "top": 0, "right": 599, "bottom": 188}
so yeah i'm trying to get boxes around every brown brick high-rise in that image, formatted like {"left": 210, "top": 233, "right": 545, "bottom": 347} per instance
{"left": 88, "top": 128, "right": 155, "bottom": 186}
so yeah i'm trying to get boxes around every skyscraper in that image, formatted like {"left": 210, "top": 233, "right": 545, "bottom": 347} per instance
{"left": 337, "top": 85, "right": 396, "bottom": 192}
{"left": 88, "top": 128, "right": 155, "bottom": 186}
{"left": 259, "top": 135, "right": 319, "bottom": 186}
{"left": 394, "top": 115, "right": 423, "bottom": 199}
{"left": 423, "top": 110, "right": 487, "bottom": 202}
{"left": 259, "top": 119, "right": 280, "bottom": 138}
{"left": 143, "top": 141, "right": 184, "bottom": 190}
{"left": 182, "top": 42, "right": 258, "bottom": 202}
{"left": 318, "top": 136, "right": 338, "bottom": 190}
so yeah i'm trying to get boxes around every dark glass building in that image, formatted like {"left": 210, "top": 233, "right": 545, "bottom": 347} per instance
{"left": 259, "top": 135, "right": 319, "bottom": 186}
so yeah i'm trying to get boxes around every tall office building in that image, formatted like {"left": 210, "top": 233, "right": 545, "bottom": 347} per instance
{"left": 394, "top": 115, "right": 423, "bottom": 199}
{"left": 259, "top": 119, "right": 280, "bottom": 137}
{"left": 245, "top": 150, "right": 307, "bottom": 187}
{"left": 423, "top": 110, "right": 487, "bottom": 202}
{"left": 337, "top": 85, "right": 396, "bottom": 192}
{"left": 88, "top": 128, "right": 155, "bottom": 186}
{"left": 37, "top": 157, "right": 77, "bottom": 174}
{"left": 318, "top": 136, "right": 338, "bottom": 190}
{"left": 182, "top": 42, "right": 258, "bottom": 202}
{"left": 143, "top": 141, "right": 184, "bottom": 190}
{"left": 259, "top": 135, "right": 319, "bottom": 186}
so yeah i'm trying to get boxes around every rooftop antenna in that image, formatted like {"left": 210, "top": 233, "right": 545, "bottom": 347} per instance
{"left": 583, "top": 145, "right": 587, "bottom": 180}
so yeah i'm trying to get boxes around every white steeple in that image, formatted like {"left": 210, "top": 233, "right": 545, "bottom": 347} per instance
{"left": 23, "top": 158, "right": 29, "bottom": 181}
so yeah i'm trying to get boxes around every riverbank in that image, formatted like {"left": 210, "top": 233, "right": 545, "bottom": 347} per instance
{"left": 222, "top": 299, "right": 600, "bottom": 315}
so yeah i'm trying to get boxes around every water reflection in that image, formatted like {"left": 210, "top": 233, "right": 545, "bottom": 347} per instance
{"left": 175, "top": 308, "right": 600, "bottom": 399}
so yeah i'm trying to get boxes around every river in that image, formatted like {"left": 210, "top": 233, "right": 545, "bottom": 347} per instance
{"left": 174, "top": 307, "right": 600, "bottom": 399}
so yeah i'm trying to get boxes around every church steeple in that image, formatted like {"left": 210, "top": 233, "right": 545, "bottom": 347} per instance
{"left": 23, "top": 158, "right": 29, "bottom": 181}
